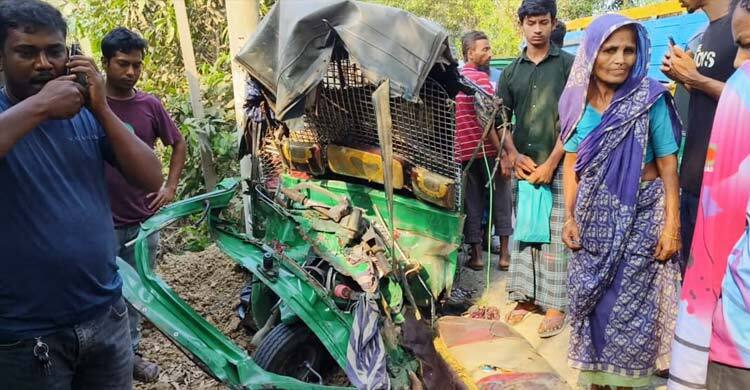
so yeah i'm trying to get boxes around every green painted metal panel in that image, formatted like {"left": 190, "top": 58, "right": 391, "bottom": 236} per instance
{"left": 122, "top": 179, "right": 351, "bottom": 389}
{"left": 126, "top": 175, "right": 461, "bottom": 388}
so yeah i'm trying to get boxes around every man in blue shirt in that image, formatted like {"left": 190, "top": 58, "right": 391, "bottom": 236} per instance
{"left": 0, "top": 1, "right": 163, "bottom": 388}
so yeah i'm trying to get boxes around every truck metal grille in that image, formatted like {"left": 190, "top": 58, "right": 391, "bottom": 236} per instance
{"left": 259, "top": 57, "right": 463, "bottom": 208}
{"left": 305, "top": 58, "right": 461, "bottom": 207}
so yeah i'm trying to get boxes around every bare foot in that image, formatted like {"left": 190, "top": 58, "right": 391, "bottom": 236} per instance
{"left": 465, "top": 243, "right": 484, "bottom": 270}
{"left": 497, "top": 236, "right": 510, "bottom": 270}
{"left": 498, "top": 253, "right": 510, "bottom": 270}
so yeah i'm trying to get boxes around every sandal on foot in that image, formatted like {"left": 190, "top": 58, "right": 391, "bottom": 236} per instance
{"left": 505, "top": 308, "right": 533, "bottom": 325}
{"left": 538, "top": 314, "right": 566, "bottom": 338}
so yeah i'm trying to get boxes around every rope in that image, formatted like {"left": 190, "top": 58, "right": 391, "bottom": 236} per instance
{"left": 458, "top": 93, "right": 509, "bottom": 309}
{"left": 468, "top": 144, "right": 498, "bottom": 309}
{"left": 482, "top": 145, "right": 493, "bottom": 298}
{"left": 461, "top": 106, "right": 499, "bottom": 177}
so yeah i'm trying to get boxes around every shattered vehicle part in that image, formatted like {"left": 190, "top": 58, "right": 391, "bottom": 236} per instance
{"left": 121, "top": 180, "right": 350, "bottom": 389}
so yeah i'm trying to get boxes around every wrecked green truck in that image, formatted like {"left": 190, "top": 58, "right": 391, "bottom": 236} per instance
{"left": 121, "top": 1, "right": 508, "bottom": 388}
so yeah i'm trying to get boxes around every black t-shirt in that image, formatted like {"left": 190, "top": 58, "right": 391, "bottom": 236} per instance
{"left": 680, "top": 14, "right": 737, "bottom": 195}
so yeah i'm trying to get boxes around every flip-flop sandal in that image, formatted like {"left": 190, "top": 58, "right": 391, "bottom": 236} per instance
{"left": 538, "top": 315, "right": 566, "bottom": 338}
{"left": 497, "top": 260, "right": 510, "bottom": 271}
{"left": 505, "top": 308, "right": 533, "bottom": 325}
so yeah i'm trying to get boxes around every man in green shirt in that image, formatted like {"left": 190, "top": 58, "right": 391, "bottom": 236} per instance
{"left": 496, "top": 0, "right": 574, "bottom": 338}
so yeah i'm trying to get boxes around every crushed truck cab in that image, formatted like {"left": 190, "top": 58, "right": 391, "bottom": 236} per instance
{"left": 123, "top": 0, "right": 518, "bottom": 388}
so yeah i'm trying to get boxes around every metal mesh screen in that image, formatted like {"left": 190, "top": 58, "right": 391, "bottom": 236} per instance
{"left": 258, "top": 135, "right": 284, "bottom": 189}
{"left": 299, "top": 58, "right": 462, "bottom": 206}
{"left": 255, "top": 57, "right": 463, "bottom": 208}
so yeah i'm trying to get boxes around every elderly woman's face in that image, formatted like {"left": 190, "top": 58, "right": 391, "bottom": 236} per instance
{"left": 593, "top": 27, "right": 637, "bottom": 87}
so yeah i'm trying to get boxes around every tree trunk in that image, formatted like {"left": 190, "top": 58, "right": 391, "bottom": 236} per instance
{"left": 225, "top": 0, "right": 260, "bottom": 235}
{"left": 173, "top": 0, "right": 218, "bottom": 190}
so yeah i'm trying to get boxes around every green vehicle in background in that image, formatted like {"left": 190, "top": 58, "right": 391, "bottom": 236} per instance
{"left": 489, "top": 58, "right": 514, "bottom": 72}
{"left": 121, "top": 1, "right": 505, "bottom": 388}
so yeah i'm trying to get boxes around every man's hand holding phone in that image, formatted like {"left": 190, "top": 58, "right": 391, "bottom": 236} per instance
{"left": 31, "top": 75, "right": 86, "bottom": 120}
{"left": 66, "top": 43, "right": 88, "bottom": 88}
{"left": 65, "top": 45, "right": 110, "bottom": 115}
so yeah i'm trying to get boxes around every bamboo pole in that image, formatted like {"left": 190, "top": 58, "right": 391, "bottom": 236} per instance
{"left": 225, "top": 0, "right": 259, "bottom": 129}
{"left": 225, "top": 0, "right": 260, "bottom": 235}
{"left": 172, "top": 0, "right": 218, "bottom": 190}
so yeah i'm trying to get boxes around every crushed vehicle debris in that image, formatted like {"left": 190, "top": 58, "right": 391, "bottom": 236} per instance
{"left": 120, "top": 1, "right": 565, "bottom": 389}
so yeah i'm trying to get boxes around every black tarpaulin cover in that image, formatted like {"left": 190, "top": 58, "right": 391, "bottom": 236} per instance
{"left": 235, "top": 0, "right": 456, "bottom": 120}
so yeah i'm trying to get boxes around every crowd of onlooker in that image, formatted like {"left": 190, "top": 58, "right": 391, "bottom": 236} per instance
{"left": 1, "top": 0, "right": 750, "bottom": 388}
{"left": 456, "top": 0, "right": 750, "bottom": 388}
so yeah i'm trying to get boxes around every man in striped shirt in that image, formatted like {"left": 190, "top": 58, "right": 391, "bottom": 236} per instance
{"left": 456, "top": 31, "right": 513, "bottom": 271}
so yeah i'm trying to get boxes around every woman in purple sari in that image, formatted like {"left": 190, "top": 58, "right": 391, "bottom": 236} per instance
{"left": 559, "top": 14, "right": 683, "bottom": 388}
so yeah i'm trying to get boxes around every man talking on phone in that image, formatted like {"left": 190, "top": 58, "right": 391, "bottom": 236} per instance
{"left": 0, "top": 1, "right": 162, "bottom": 388}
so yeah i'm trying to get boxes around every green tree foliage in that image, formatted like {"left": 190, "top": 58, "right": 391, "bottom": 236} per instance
{"left": 373, "top": 0, "right": 523, "bottom": 58}
{"left": 259, "top": 0, "right": 276, "bottom": 15}
{"left": 372, "top": 0, "right": 666, "bottom": 56}
{"left": 558, "top": 0, "right": 666, "bottom": 20}
{"left": 558, "top": 0, "right": 599, "bottom": 20}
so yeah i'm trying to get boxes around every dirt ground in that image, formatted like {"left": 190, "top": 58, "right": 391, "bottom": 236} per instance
{"left": 134, "top": 245, "right": 247, "bottom": 390}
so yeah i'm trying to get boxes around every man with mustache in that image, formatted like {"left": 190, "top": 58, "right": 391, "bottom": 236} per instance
{"left": 0, "top": 1, "right": 163, "bottom": 388}
{"left": 661, "top": 0, "right": 736, "bottom": 275}
{"left": 101, "top": 27, "right": 186, "bottom": 383}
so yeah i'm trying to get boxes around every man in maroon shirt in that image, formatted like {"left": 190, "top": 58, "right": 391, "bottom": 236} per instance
{"left": 101, "top": 27, "right": 187, "bottom": 382}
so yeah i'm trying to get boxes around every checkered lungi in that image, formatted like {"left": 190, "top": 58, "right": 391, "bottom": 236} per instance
{"left": 506, "top": 168, "right": 569, "bottom": 312}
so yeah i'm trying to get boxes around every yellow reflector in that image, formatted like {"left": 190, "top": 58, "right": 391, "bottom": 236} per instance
{"left": 282, "top": 141, "right": 325, "bottom": 175}
{"left": 411, "top": 167, "right": 456, "bottom": 209}
{"left": 327, "top": 145, "right": 404, "bottom": 189}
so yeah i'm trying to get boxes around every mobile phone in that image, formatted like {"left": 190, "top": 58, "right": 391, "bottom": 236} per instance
{"left": 67, "top": 43, "right": 88, "bottom": 87}
{"left": 668, "top": 36, "right": 676, "bottom": 47}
